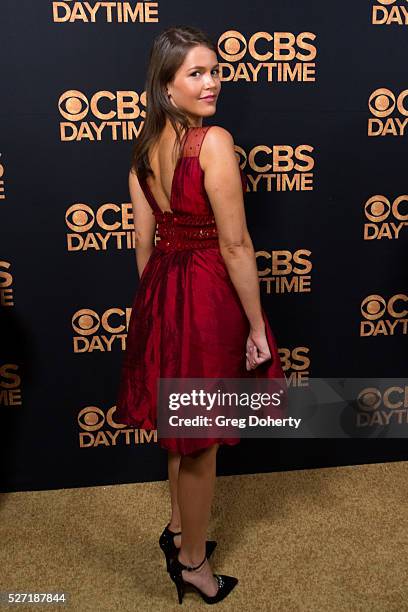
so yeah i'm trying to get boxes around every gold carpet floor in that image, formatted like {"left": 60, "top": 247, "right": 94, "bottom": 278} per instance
{"left": 1, "top": 461, "right": 407, "bottom": 612}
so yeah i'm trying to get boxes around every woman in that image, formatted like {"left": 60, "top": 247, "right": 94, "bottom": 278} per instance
{"left": 115, "top": 25, "right": 286, "bottom": 604}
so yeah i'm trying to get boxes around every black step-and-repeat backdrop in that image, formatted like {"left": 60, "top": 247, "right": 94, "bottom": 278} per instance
{"left": 1, "top": 1, "right": 407, "bottom": 492}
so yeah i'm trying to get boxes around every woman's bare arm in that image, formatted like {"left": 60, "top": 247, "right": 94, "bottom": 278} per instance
{"left": 128, "top": 169, "right": 156, "bottom": 278}
{"left": 200, "top": 127, "right": 265, "bottom": 332}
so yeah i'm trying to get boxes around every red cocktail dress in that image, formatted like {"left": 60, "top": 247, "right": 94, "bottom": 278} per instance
{"left": 115, "top": 126, "right": 286, "bottom": 455}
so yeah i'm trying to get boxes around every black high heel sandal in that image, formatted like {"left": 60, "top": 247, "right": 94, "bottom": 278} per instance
{"left": 159, "top": 523, "right": 217, "bottom": 572}
{"left": 168, "top": 550, "right": 238, "bottom": 604}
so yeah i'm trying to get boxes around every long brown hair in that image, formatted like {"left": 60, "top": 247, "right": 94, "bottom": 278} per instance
{"left": 130, "top": 26, "right": 217, "bottom": 182}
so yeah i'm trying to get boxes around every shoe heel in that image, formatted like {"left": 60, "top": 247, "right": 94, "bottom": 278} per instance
{"left": 169, "top": 567, "right": 185, "bottom": 604}
{"left": 175, "top": 577, "right": 184, "bottom": 604}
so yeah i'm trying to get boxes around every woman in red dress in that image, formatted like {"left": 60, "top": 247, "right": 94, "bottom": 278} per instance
{"left": 115, "top": 26, "right": 286, "bottom": 604}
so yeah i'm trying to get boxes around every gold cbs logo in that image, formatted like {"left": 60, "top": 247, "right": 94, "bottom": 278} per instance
{"left": 256, "top": 249, "right": 312, "bottom": 294}
{"left": 235, "top": 144, "right": 314, "bottom": 191}
{"left": 218, "top": 30, "right": 316, "bottom": 62}
{"left": 72, "top": 307, "right": 132, "bottom": 353}
{"left": 368, "top": 88, "right": 408, "bottom": 136}
{"left": 278, "top": 347, "right": 310, "bottom": 385}
{"left": 77, "top": 405, "right": 156, "bottom": 448}
{"left": 360, "top": 294, "right": 408, "bottom": 336}
{"left": 356, "top": 385, "right": 408, "bottom": 428}
{"left": 364, "top": 195, "right": 408, "bottom": 240}
{"left": 357, "top": 386, "right": 408, "bottom": 412}
{"left": 217, "top": 30, "right": 316, "bottom": 83}
{"left": 58, "top": 89, "right": 146, "bottom": 141}
{"left": 65, "top": 202, "right": 135, "bottom": 251}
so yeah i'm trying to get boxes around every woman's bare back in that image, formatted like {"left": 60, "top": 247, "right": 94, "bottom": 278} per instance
{"left": 146, "top": 124, "right": 187, "bottom": 213}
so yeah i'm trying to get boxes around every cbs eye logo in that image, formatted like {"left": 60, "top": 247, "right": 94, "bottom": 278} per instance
{"left": 77, "top": 405, "right": 157, "bottom": 448}
{"left": 369, "top": 88, "right": 408, "bottom": 117}
{"left": 361, "top": 294, "right": 407, "bottom": 320}
{"left": 217, "top": 30, "right": 316, "bottom": 63}
{"left": 78, "top": 405, "right": 124, "bottom": 449}
{"left": 355, "top": 385, "right": 408, "bottom": 429}
{"left": 72, "top": 308, "right": 131, "bottom": 353}
{"left": 58, "top": 90, "right": 147, "bottom": 122}
{"left": 357, "top": 389, "right": 381, "bottom": 411}
{"left": 65, "top": 203, "right": 135, "bottom": 252}
{"left": 364, "top": 195, "right": 408, "bottom": 241}
{"left": 360, "top": 294, "right": 407, "bottom": 337}
{"left": 218, "top": 31, "right": 248, "bottom": 62}
{"left": 72, "top": 308, "right": 129, "bottom": 335}
{"left": 369, "top": 89, "right": 396, "bottom": 117}
{"left": 357, "top": 386, "right": 408, "bottom": 412}
{"left": 78, "top": 405, "right": 124, "bottom": 432}
{"left": 58, "top": 89, "right": 147, "bottom": 142}
{"left": 66, "top": 204, "right": 95, "bottom": 233}
{"left": 368, "top": 89, "right": 408, "bottom": 136}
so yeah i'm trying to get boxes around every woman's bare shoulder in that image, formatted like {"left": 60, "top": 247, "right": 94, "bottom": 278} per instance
{"left": 203, "top": 125, "right": 234, "bottom": 144}
{"left": 200, "top": 126, "right": 235, "bottom": 169}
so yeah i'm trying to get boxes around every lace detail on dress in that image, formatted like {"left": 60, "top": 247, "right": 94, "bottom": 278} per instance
{"left": 182, "top": 126, "right": 212, "bottom": 158}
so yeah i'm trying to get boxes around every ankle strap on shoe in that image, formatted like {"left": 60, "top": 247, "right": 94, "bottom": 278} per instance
{"left": 180, "top": 553, "right": 207, "bottom": 572}
{"left": 166, "top": 523, "right": 182, "bottom": 536}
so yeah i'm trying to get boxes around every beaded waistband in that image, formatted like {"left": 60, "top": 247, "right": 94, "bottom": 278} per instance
{"left": 154, "top": 211, "right": 219, "bottom": 251}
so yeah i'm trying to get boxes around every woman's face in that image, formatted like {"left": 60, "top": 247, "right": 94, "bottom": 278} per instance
{"left": 166, "top": 44, "right": 221, "bottom": 125}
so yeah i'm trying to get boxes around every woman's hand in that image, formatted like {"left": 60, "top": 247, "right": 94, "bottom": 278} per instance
{"left": 245, "top": 327, "right": 272, "bottom": 370}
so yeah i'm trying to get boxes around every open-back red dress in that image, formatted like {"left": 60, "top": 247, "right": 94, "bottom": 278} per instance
{"left": 115, "top": 126, "right": 286, "bottom": 455}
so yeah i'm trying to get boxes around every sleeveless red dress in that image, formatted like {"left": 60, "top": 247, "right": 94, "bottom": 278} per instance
{"left": 115, "top": 126, "right": 286, "bottom": 455}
